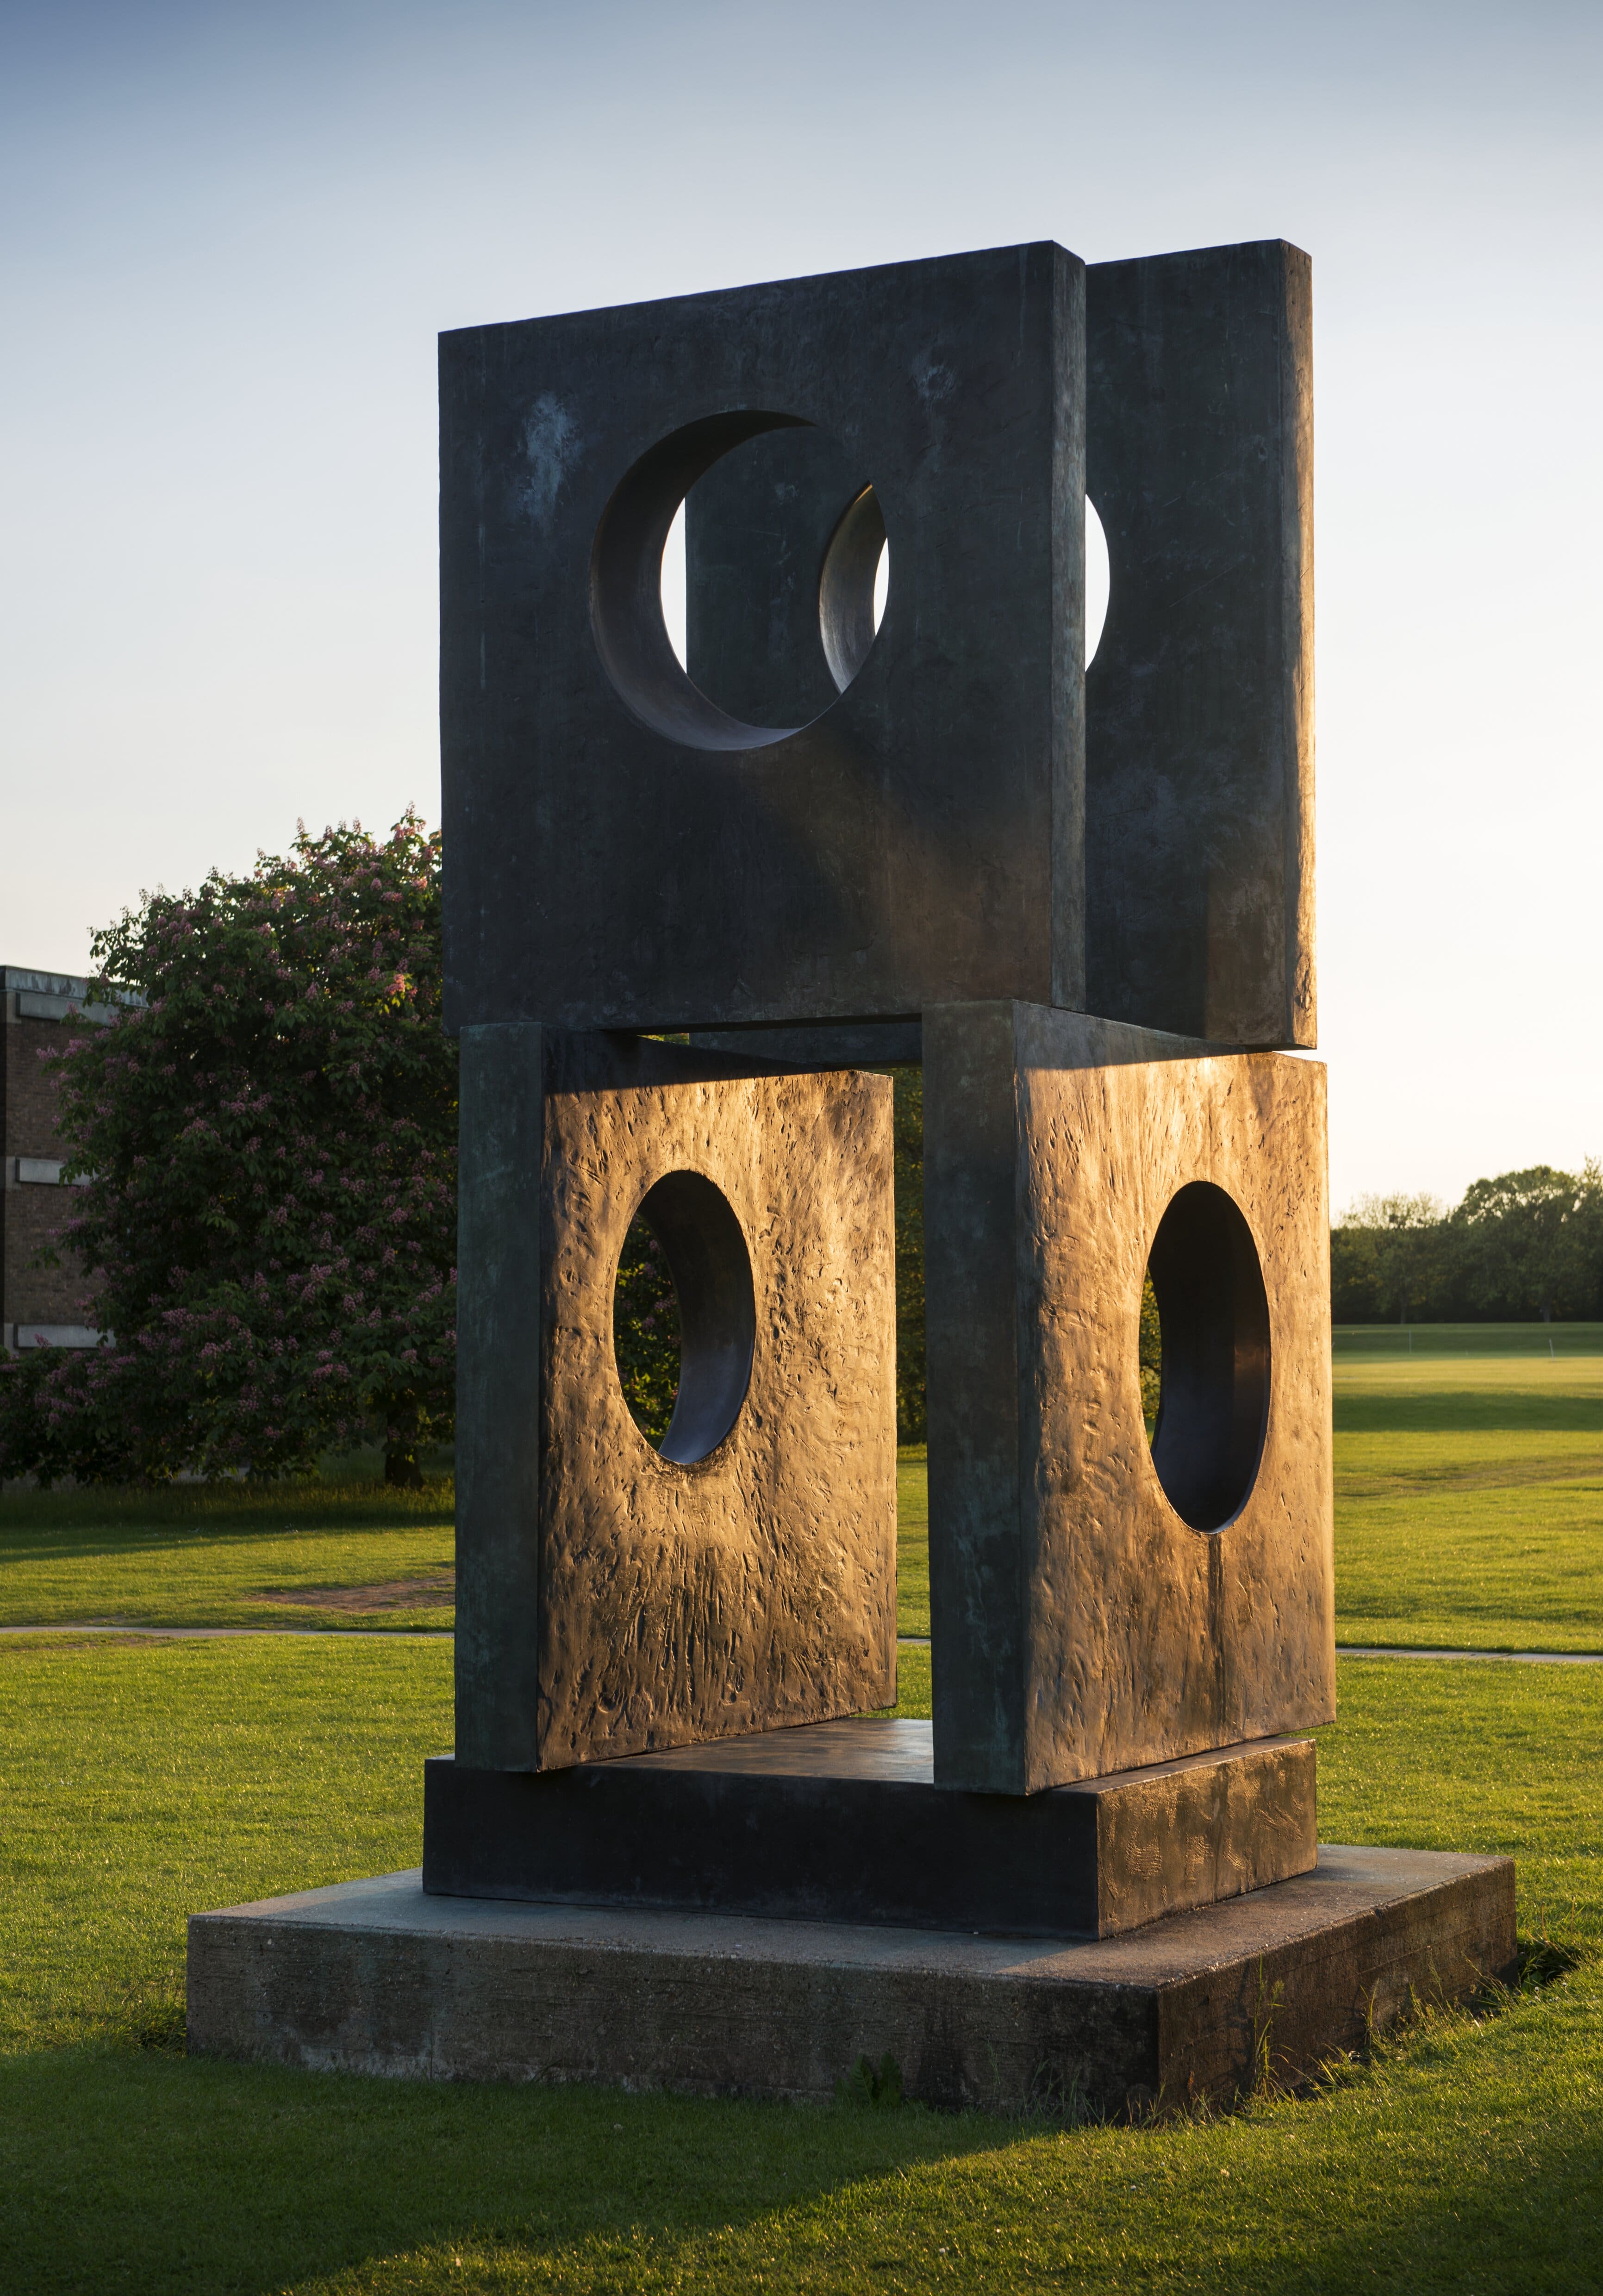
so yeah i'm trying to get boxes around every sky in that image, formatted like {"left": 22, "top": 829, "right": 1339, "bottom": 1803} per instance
{"left": 2, "top": 0, "right": 1599, "bottom": 1213}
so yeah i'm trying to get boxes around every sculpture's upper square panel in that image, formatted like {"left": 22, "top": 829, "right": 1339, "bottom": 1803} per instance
{"left": 439, "top": 243, "right": 1087, "bottom": 1036}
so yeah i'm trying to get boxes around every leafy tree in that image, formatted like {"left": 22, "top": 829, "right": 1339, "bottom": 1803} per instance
{"left": 613, "top": 1219, "right": 681, "bottom": 1445}
{"left": 0, "top": 814, "right": 455, "bottom": 1485}
{"left": 1332, "top": 1164, "right": 1603, "bottom": 1324}
{"left": 1334, "top": 1192, "right": 1445, "bottom": 1323}
{"left": 1451, "top": 1164, "right": 1600, "bottom": 1322}
{"left": 1329, "top": 1222, "right": 1385, "bottom": 1323}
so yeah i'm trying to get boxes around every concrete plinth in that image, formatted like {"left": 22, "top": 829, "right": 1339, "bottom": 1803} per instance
{"left": 188, "top": 1846, "right": 1515, "bottom": 2116}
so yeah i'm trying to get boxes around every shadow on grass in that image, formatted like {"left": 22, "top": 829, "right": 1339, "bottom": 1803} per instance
{"left": 0, "top": 1862, "right": 1595, "bottom": 2295}
{"left": 1334, "top": 1391, "right": 1603, "bottom": 1437}
{"left": 0, "top": 1481, "right": 454, "bottom": 1565}
{"left": 6, "top": 1969, "right": 1603, "bottom": 2296}
{"left": 0, "top": 2043, "right": 1008, "bottom": 2296}
{"left": 1514, "top": 1931, "right": 1589, "bottom": 1988}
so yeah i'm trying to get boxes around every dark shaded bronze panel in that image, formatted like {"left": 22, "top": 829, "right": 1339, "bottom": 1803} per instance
{"left": 1085, "top": 239, "right": 1315, "bottom": 1047}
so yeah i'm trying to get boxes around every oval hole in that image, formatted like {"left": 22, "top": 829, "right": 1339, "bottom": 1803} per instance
{"left": 1086, "top": 495, "right": 1110, "bottom": 668}
{"left": 1146, "top": 1182, "right": 1271, "bottom": 1531}
{"left": 612, "top": 1171, "right": 754, "bottom": 1463}
{"left": 600, "top": 413, "right": 884, "bottom": 747}
{"left": 819, "top": 483, "right": 889, "bottom": 692}
{"left": 660, "top": 498, "right": 688, "bottom": 671}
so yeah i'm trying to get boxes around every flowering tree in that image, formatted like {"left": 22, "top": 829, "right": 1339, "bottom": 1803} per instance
{"left": 0, "top": 814, "right": 455, "bottom": 1485}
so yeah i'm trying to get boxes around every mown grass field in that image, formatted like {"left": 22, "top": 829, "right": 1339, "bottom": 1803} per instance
{"left": 2, "top": 1329, "right": 1602, "bottom": 2288}
{"left": 0, "top": 1461, "right": 919, "bottom": 1641}
{"left": 0, "top": 1479, "right": 455, "bottom": 1634}
{"left": 1333, "top": 1348, "right": 1603, "bottom": 1652}
{"left": 0, "top": 1630, "right": 1599, "bottom": 2292}
{"left": 896, "top": 1447, "right": 928, "bottom": 1636}
{"left": 4, "top": 1331, "right": 1600, "bottom": 1658}
{"left": 1330, "top": 1326, "right": 1603, "bottom": 1654}
{"left": 896, "top": 1330, "right": 1603, "bottom": 1648}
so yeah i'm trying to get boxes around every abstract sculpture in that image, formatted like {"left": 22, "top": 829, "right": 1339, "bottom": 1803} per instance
{"left": 432, "top": 236, "right": 1332, "bottom": 1881}
{"left": 188, "top": 240, "right": 1515, "bottom": 2115}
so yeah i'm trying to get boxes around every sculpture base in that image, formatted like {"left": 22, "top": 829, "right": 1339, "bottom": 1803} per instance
{"left": 187, "top": 1847, "right": 1516, "bottom": 2115}
{"left": 422, "top": 1721, "right": 1317, "bottom": 1940}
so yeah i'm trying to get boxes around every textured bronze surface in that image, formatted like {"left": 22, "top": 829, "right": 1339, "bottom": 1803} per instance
{"left": 455, "top": 1029, "right": 897, "bottom": 1774}
{"left": 925, "top": 1002, "right": 1334, "bottom": 1793}
{"left": 188, "top": 1847, "right": 1515, "bottom": 2114}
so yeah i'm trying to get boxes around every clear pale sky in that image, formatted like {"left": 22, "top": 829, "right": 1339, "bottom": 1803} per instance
{"left": 2, "top": 0, "right": 1598, "bottom": 1213}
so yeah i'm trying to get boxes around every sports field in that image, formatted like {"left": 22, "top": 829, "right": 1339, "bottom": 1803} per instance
{"left": 1, "top": 1632, "right": 1599, "bottom": 2291}
{"left": 895, "top": 1327, "right": 1603, "bottom": 1649}
{"left": 1330, "top": 1325, "right": 1603, "bottom": 1653}
{"left": 1, "top": 1328, "right": 1600, "bottom": 2291}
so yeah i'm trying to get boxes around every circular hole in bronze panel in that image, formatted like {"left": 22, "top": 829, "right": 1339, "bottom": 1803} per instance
{"left": 819, "top": 483, "right": 889, "bottom": 692}
{"left": 1085, "top": 494, "right": 1110, "bottom": 668}
{"left": 611, "top": 1170, "right": 754, "bottom": 1463}
{"left": 594, "top": 414, "right": 886, "bottom": 747}
{"left": 1146, "top": 1181, "right": 1270, "bottom": 1531}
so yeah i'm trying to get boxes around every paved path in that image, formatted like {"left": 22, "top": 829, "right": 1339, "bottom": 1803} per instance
{"left": 1339, "top": 1643, "right": 1603, "bottom": 1667}
{"left": 3, "top": 1623, "right": 1599, "bottom": 1665}
{"left": 896, "top": 1635, "right": 1603, "bottom": 1665}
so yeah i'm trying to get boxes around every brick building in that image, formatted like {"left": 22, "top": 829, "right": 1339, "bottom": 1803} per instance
{"left": 1, "top": 967, "right": 112, "bottom": 1351}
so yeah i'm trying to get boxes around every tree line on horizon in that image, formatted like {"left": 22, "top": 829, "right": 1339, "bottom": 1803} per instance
{"left": 1331, "top": 1168, "right": 1603, "bottom": 1325}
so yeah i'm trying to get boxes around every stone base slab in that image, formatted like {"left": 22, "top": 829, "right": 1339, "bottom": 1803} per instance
{"left": 423, "top": 1722, "right": 1317, "bottom": 1940}
{"left": 188, "top": 1845, "right": 1515, "bottom": 2115}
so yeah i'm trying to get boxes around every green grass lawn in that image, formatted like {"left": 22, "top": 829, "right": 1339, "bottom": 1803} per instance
{"left": 0, "top": 1480, "right": 455, "bottom": 1634}
{"left": 1333, "top": 1352, "right": 1603, "bottom": 1651}
{"left": 0, "top": 1463, "right": 930, "bottom": 1640}
{"left": 895, "top": 1339, "right": 1603, "bottom": 1649}
{"left": 896, "top": 1446, "right": 928, "bottom": 1637}
{"left": 7, "top": 1336, "right": 1599, "bottom": 1654}
{"left": 0, "top": 1631, "right": 1599, "bottom": 2292}
{"left": 1334, "top": 1322, "right": 1603, "bottom": 1361}
{"left": 2, "top": 1342, "right": 1601, "bottom": 2290}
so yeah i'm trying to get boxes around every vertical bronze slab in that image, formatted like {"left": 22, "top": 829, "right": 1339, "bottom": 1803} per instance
{"left": 455, "top": 1031, "right": 897, "bottom": 1774}
{"left": 439, "top": 242, "right": 1085, "bottom": 1035}
{"left": 675, "top": 239, "right": 1314, "bottom": 1054}
{"left": 455, "top": 1023, "right": 545, "bottom": 1771}
{"left": 924, "top": 1001, "right": 1334, "bottom": 1794}
{"left": 923, "top": 1002, "right": 1028, "bottom": 1789}
{"left": 535, "top": 1038, "right": 897, "bottom": 1766}
{"left": 1085, "top": 239, "right": 1316, "bottom": 1048}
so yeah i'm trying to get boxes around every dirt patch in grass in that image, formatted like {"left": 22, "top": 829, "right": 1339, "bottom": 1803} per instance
{"left": 255, "top": 1574, "right": 455, "bottom": 1612}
